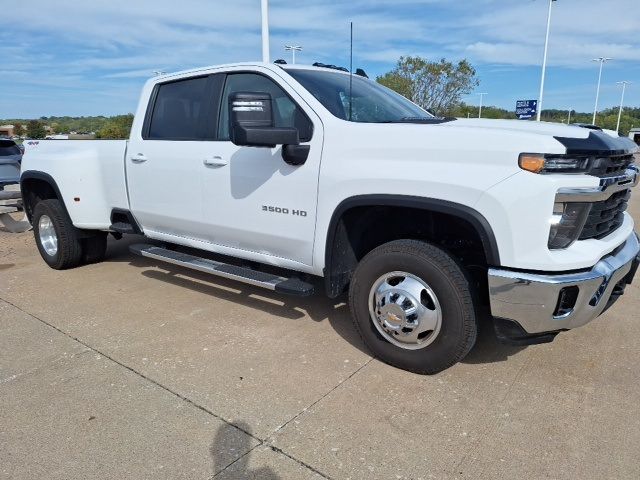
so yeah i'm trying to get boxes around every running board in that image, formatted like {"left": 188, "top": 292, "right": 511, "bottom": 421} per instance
{"left": 129, "top": 244, "right": 314, "bottom": 297}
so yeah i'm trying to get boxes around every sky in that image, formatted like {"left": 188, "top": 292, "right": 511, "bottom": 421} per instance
{"left": 1, "top": 0, "right": 639, "bottom": 118}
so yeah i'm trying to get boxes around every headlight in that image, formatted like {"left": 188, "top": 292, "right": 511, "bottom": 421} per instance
{"left": 519, "top": 153, "right": 592, "bottom": 174}
{"left": 548, "top": 202, "right": 591, "bottom": 249}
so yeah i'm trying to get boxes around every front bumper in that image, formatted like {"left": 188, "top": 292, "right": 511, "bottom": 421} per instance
{"left": 488, "top": 232, "right": 640, "bottom": 338}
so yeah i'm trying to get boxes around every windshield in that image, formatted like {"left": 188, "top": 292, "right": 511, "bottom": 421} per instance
{"left": 285, "top": 68, "right": 435, "bottom": 123}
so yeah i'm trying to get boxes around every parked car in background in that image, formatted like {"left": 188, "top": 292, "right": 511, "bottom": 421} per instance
{"left": 629, "top": 128, "right": 640, "bottom": 146}
{"left": 0, "top": 138, "right": 22, "bottom": 189}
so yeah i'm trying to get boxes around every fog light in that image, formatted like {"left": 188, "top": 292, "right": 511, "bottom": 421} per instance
{"left": 548, "top": 202, "right": 591, "bottom": 249}
{"left": 554, "top": 286, "right": 579, "bottom": 318}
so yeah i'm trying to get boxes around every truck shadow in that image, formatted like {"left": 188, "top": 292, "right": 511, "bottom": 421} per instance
{"left": 461, "top": 308, "right": 527, "bottom": 364}
{"left": 104, "top": 235, "right": 526, "bottom": 366}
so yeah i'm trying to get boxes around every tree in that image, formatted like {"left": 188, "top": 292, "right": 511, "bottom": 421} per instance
{"left": 26, "top": 120, "right": 46, "bottom": 139}
{"left": 12, "top": 123, "right": 23, "bottom": 137}
{"left": 377, "top": 56, "right": 480, "bottom": 116}
{"left": 96, "top": 114, "right": 134, "bottom": 139}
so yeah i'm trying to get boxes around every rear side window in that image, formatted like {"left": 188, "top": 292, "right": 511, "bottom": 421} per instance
{"left": 148, "top": 76, "right": 209, "bottom": 140}
{"left": 0, "top": 140, "right": 20, "bottom": 156}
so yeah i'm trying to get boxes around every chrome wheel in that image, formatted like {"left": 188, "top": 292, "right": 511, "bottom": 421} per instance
{"left": 38, "top": 215, "right": 58, "bottom": 257}
{"left": 368, "top": 271, "right": 442, "bottom": 350}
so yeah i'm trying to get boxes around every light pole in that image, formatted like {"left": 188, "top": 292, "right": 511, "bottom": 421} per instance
{"left": 261, "top": 0, "right": 270, "bottom": 62}
{"left": 477, "top": 93, "right": 487, "bottom": 118}
{"left": 567, "top": 108, "right": 572, "bottom": 124}
{"left": 537, "top": 0, "right": 556, "bottom": 122}
{"left": 616, "top": 81, "right": 631, "bottom": 133}
{"left": 284, "top": 45, "right": 302, "bottom": 64}
{"left": 592, "top": 57, "right": 612, "bottom": 124}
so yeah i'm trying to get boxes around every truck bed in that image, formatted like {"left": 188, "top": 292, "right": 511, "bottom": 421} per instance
{"left": 21, "top": 140, "right": 130, "bottom": 229}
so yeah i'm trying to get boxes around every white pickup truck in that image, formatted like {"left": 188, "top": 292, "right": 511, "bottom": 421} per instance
{"left": 21, "top": 62, "right": 640, "bottom": 374}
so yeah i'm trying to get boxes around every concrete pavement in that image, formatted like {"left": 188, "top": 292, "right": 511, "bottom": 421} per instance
{"left": 1, "top": 193, "right": 639, "bottom": 479}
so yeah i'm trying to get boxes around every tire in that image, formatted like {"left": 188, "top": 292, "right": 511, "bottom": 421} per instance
{"left": 32, "top": 199, "right": 83, "bottom": 270}
{"left": 349, "top": 239, "right": 477, "bottom": 374}
{"left": 82, "top": 231, "right": 108, "bottom": 264}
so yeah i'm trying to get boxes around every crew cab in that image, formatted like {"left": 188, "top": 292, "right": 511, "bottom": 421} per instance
{"left": 20, "top": 62, "right": 640, "bottom": 374}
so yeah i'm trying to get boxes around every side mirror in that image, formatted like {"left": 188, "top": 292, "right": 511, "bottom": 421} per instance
{"left": 230, "top": 92, "right": 299, "bottom": 148}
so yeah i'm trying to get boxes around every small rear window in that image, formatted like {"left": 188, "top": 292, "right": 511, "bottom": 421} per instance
{"left": 0, "top": 140, "right": 20, "bottom": 156}
{"left": 147, "top": 76, "right": 209, "bottom": 140}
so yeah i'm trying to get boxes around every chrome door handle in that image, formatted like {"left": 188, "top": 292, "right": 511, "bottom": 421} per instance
{"left": 131, "top": 153, "right": 148, "bottom": 163}
{"left": 203, "top": 156, "right": 227, "bottom": 167}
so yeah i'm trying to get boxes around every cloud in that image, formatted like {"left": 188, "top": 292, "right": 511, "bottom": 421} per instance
{"left": 1, "top": 0, "right": 639, "bottom": 117}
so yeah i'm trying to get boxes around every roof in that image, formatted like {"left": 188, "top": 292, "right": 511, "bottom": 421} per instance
{"left": 153, "top": 62, "right": 351, "bottom": 82}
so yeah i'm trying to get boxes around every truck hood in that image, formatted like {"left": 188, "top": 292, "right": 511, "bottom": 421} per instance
{"left": 442, "top": 118, "right": 638, "bottom": 155}
{"left": 448, "top": 118, "right": 591, "bottom": 138}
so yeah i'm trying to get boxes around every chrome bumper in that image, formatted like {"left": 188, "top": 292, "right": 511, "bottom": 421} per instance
{"left": 488, "top": 232, "right": 640, "bottom": 334}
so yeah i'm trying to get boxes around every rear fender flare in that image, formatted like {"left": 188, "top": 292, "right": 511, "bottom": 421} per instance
{"left": 20, "top": 170, "right": 68, "bottom": 222}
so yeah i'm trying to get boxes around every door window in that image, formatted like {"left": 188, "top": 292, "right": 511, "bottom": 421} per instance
{"left": 218, "top": 73, "right": 313, "bottom": 142}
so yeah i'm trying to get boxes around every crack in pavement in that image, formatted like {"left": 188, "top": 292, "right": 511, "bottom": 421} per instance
{"left": 268, "top": 357, "right": 374, "bottom": 441}
{"left": 0, "top": 348, "right": 91, "bottom": 385}
{"left": 0, "top": 297, "right": 334, "bottom": 479}
{"left": 209, "top": 443, "right": 261, "bottom": 479}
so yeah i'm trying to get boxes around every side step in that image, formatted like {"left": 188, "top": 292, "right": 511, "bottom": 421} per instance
{"left": 111, "top": 222, "right": 138, "bottom": 234}
{"left": 129, "top": 244, "right": 314, "bottom": 297}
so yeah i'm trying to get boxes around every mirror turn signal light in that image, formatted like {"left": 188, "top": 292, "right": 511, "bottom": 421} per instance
{"left": 519, "top": 153, "right": 546, "bottom": 173}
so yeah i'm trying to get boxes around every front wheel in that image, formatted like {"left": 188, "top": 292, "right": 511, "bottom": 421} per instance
{"left": 348, "top": 240, "right": 477, "bottom": 374}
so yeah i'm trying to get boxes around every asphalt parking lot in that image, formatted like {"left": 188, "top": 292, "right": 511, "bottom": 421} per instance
{"left": 1, "top": 194, "right": 639, "bottom": 480}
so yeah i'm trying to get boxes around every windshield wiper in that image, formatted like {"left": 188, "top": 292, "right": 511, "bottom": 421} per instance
{"left": 399, "top": 116, "right": 433, "bottom": 122}
{"left": 376, "top": 117, "right": 457, "bottom": 124}
{"left": 369, "top": 116, "right": 457, "bottom": 124}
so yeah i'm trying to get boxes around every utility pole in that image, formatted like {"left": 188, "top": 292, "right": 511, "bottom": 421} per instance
{"left": 592, "top": 57, "right": 612, "bottom": 124}
{"left": 261, "top": 0, "right": 270, "bottom": 62}
{"left": 616, "top": 81, "right": 631, "bottom": 133}
{"left": 567, "top": 109, "right": 572, "bottom": 124}
{"left": 537, "top": 0, "right": 556, "bottom": 122}
{"left": 477, "top": 93, "right": 487, "bottom": 118}
{"left": 284, "top": 45, "right": 302, "bottom": 64}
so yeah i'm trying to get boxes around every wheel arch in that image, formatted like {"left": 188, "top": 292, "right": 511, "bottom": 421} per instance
{"left": 20, "top": 171, "right": 68, "bottom": 223}
{"left": 323, "top": 194, "right": 501, "bottom": 298}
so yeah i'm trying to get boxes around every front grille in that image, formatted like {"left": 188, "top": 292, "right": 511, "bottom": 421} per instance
{"left": 589, "top": 154, "right": 635, "bottom": 177}
{"left": 579, "top": 189, "right": 631, "bottom": 240}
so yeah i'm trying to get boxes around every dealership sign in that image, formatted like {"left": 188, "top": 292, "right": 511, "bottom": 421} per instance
{"left": 516, "top": 100, "right": 537, "bottom": 120}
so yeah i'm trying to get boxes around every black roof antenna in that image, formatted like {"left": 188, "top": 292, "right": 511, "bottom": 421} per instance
{"left": 349, "top": 21, "right": 353, "bottom": 121}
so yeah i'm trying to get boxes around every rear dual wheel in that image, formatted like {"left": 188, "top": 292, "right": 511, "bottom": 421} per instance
{"left": 349, "top": 240, "right": 478, "bottom": 374}
{"left": 32, "top": 199, "right": 107, "bottom": 270}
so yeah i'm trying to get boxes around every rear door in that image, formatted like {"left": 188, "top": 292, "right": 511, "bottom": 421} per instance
{"left": 126, "top": 74, "right": 223, "bottom": 240}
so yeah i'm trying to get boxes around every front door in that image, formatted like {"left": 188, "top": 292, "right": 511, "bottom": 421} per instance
{"left": 199, "top": 70, "right": 323, "bottom": 266}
